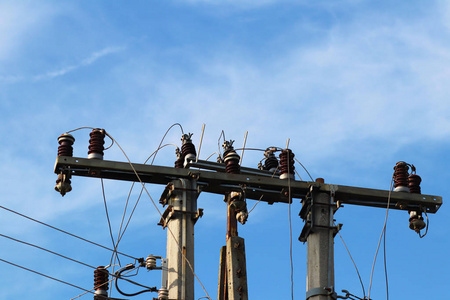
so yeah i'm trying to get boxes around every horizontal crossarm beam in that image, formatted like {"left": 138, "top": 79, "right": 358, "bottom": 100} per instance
{"left": 54, "top": 156, "right": 442, "bottom": 213}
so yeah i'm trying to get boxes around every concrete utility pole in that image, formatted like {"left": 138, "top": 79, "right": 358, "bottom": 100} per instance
{"left": 304, "top": 181, "right": 335, "bottom": 300}
{"left": 54, "top": 154, "right": 442, "bottom": 300}
{"left": 159, "top": 179, "right": 198, "bottom": 300}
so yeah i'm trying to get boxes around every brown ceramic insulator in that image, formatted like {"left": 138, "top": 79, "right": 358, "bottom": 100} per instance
{"left": 88, "top": 129, "right": 105, "bottom": 158}
{"left": 279, "top": 149, "right": 295, "bottom": 176}
{"left": 181, "top": 141, "right": 196, "bottom": 158}
{"left": 408, "top": 174, "right": 422, "bottom": 194}
{"left": 224, "top": 150, "right": 240, "bottom": 174}
{"left": 393, "top": 161, "right": 409, "bottom": 188}
{"left": 57, "top": 134, "right": 75, "bottom": 157}
{"left": 94, "top": 266, "right": 109, "bottom": 291}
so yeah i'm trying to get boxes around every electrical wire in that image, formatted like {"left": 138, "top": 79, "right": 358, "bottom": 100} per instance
{"left": 104, "top": 131, "right": 212, "bottom": 300}
{"left": 0, "top": 258, "right": 94, "bottom": 294}
{"left": 65, "top": 126, "right": 114, "bottom": 150}
{"left": 419, "top": 208, "right": 429, "bottom": 238}
{"left": 115, "top": 264, "right": 157, "bottom": 297}
{"left": 247, "top": 194, "right": 264, "bottom": 214}
{"left": 0, "top": 233, "right": 97, "bottom": 270}
{"left": 150, "top": 123, "right": 184, "bottom": 166}
{"left": 334, "top": 223, "right": 366, "bottom": 298}
{"left": 294, "top": 157, "right": 314, "bottom": 181}
{"left": 70, "top": 264, "right": 138, "bottom": 300}
{"left": 217, "top": 130, "right": 226, "bottom": 161}
{"left": 110, "top": 142, "right": 180, "bottom": 272}
{"left": 100, "top": 179, "right": 120, "bottom": 269}
{"left": 248, "top": 161, "right": 280, "bottom": 214}
{"left": 367, "top": 176, "right": 394, "bottom": 300}
{"left": 0, "top": 205, "right": 138, "bottom": 260}
{"left": 114, "top": 143, "right": 179, "bottom": 250}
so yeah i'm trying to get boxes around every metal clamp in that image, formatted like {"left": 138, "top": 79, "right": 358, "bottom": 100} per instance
{"left": 306, "top": 287, "right": 337, "bottom": 300}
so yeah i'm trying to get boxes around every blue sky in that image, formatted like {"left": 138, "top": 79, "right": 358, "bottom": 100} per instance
{"left": 0, "top": 0, "right": 449, "bottom": 299}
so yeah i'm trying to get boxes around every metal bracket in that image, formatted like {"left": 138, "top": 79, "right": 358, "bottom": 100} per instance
{"left": 157, "top": 205, "right": 174, "bottom": 229}
{"left": 306, "top": 287, "right": 337, "bottom": 300}
{"left": 299, "top": 184, "right": 341, "bottom": 243}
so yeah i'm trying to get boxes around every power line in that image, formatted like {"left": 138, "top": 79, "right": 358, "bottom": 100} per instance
{"left": 0, "top": 258, "right": 93, "bottom": 294}
{"left": 105, "top": 131, "right": 212, "bottom": 300}
{"left": 368, "top": 176, "right": 394, "bottom": 299}
{"left": 0, "top": 233, "right": 96, "bottom": 270}
{"left": 0, "top": 205, "right": 138, "bottom": 261}
{"left": 334, "top": 223, "right": 366, "bottom": 298}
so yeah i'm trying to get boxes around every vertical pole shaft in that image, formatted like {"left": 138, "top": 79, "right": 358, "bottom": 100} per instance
{"left": 306, "top": 188, "right": 334, "bottom": 300}
{"left": 167, "top": 178, "right": 197, "bottom": 300}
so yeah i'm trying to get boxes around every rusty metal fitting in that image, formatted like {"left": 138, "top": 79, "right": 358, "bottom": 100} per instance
{"left": 409, "top": 211, "right": 426, "bottom": 233}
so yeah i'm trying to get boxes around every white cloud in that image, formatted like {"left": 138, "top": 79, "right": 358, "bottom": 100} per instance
{"left": 33, "top": 46, "right": 125, "bottom": 81}
{"left": 114, "top": 1, "right": 450, "bottom": 168}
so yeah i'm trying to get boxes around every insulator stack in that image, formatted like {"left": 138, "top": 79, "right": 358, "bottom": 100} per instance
{"left": 94, "top": 266, "right": 109, "bottom": 298}
{"left": 408, "top": 174, "right": 422, "bottom": 194}
{"left": 393, "top": 161, "right": 409, "bottom": 192}
{"left": 279, "top": 149, "right": 295, "bottom": 180}
{"left": 57, "top": 133, "right": 75, "bottom": 157}
{"left": 263, "top": 148, "right": 278, "bottom": 172}
{"left": 223, "top": 140, "right": 240, "bottom": 174}
{"left": 174, "top": 148, "right": 184, "bottom": 168}
{"left": 158, "top": 288, "right": 169, "bottom": 300}
{"left": 181, "top": 133, "right": 196, "bottom": 167}
{"left": 146, "top": 255, "right": 157, "bottom": 270}
{"left": 88, "top": 129, "right": 105, "bottom": 159}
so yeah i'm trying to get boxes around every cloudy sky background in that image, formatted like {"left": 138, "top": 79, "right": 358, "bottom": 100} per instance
{"left": 0, "top": 0, "right": 449, "bottom": 299}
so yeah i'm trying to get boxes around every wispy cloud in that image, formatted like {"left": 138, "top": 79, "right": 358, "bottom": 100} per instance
{"left": 33, "top": 46, "right": 125, "bottom": 81}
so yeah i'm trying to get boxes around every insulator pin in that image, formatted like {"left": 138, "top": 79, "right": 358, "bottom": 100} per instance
{"left": 57, "top": 133, "right": 75, "bottom": 157}
{"left": 88, "top": 129, "right": 105, "bottom": 159}
{"left": 279, "top": 149, "right": 295, "bottom": 180}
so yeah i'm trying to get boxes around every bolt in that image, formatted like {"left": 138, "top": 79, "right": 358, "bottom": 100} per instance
{"left": 236, "top": 268, "right": 242, "bottom": 278}
{"left": 238, "top": 286, "right": 244, "bottom": 295}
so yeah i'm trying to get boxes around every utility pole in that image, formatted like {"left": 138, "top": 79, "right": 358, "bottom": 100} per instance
{"left": 159, "top": 178, "right": 199, "bottom": 300}
{"left": 54, "top": 131, "right": 442, "bottom": 300}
